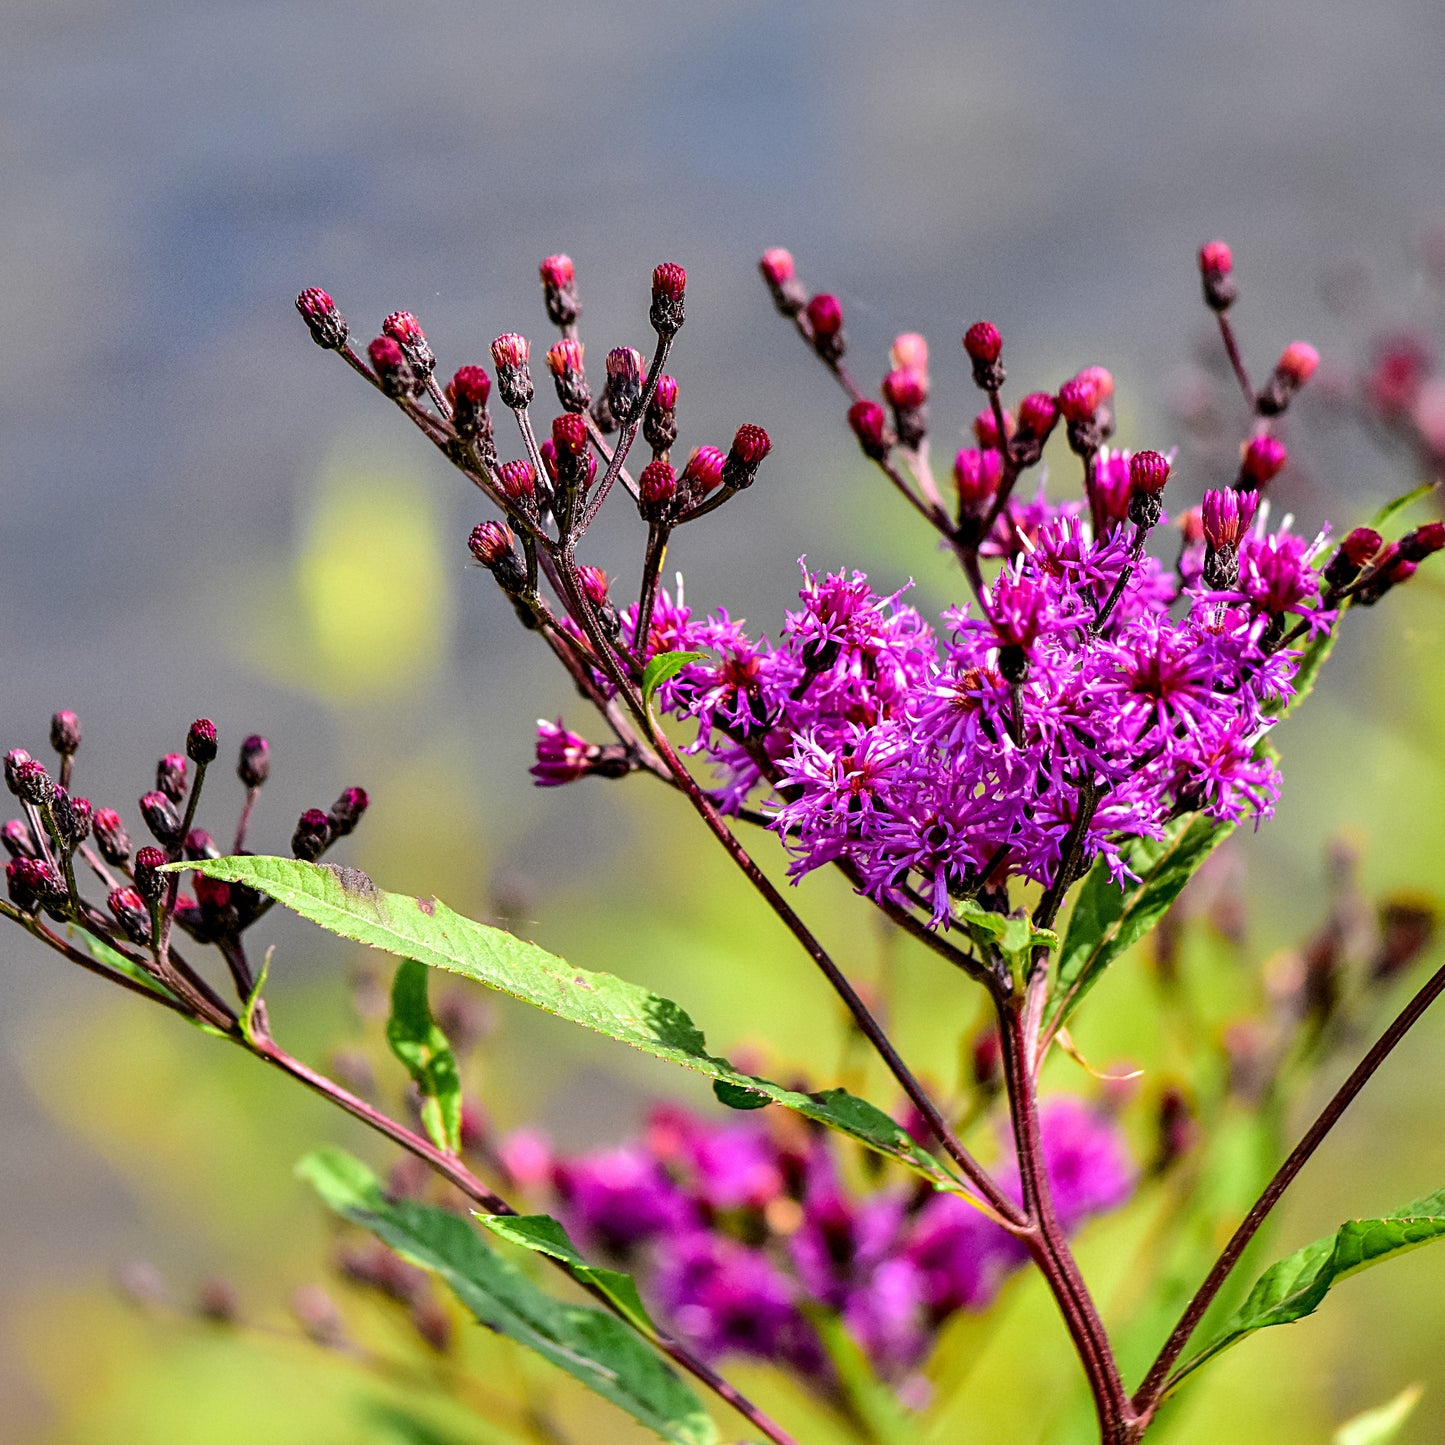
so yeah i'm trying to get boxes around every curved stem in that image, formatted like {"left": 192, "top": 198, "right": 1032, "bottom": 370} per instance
{"left": 1133, "top": 955, "right": 1445, "bottom": 1415}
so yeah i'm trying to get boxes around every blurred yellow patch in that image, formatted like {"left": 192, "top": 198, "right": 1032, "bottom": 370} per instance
{"left": 289, "top": 448, "right": 453, "bottom": 701}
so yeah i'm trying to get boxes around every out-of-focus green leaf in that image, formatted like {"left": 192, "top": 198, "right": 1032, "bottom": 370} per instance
{"left": 1332, "top": 1384, "right": 1424, "bottom": 1445}
{"left": 1048, "top": 816, "right": 1232, "bottom": 1033}
{"left": 478, "top": 1213, "right": 657, "bottom": 1336}
{"left": 176, "top": 856, "right": 965, "bottom": 1195}
{"left": 642, "top": 650, "right": 707, "bottom": 710}
{"left": 386, "top": 957, "right": 462, "bottom": 1153}
{"left": 298, "top": 1148, "right": 718, "bottom": 1445}
{"left": 72, "top": 927, "right": 176, "bottom": 1002}
{"left": 1368, "top": 479, "right": 1438, "bottom": 530}
{"left": 1168, "top": 1188, "right": 1445, "bottom": 1394}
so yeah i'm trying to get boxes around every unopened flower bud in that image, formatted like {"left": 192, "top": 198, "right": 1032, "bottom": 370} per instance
{"left": 382, "top": 311, "right": 436, "bottom": 380}
{"left": 650, "top": 262, "right": 687, "bottom": 336}
{"left": 368, "top": 336, "right": 417, "bottom": 399}
{"left": 4, "top": 750, "right": 32, "bottom": 795}
{"left": 604, "top": 347, "right": 645, "bottom": 426}
{"left": 468, "top": 521, "right": 528, "bottom": 595}
{"left": 890, "top": 332, "right": 928, "bottom": 373}
{"left": 1239, "top": 435, "right": 1288, "bottom": 492}
{"left": 156, "top": 753, "right": 188, "bottom": 804}
{"left": 805, "top": 293, "right": 845, "bottom": 363}
{"left": 722, "top": 425, "right": 770, "bottom": 491}
{"left": 291, "top": 808, "right": 331, "bottom": 862}
{"left": 638, "top": 459, "right": 678, "bottom": 520}
{"left": 186, "top": 718, "right": 218, "bottom": 765}
{"left": 530, "top": 720, "right": 632, "bottom": 786}
{"left": 1201, "top": 488, "right": 1259, "bottom": 590}
{"left": 1018, "top": 391, "right": 1061, "bottom": 442}
{"left": 953, "top": 447, "right": 1003, "bottom": 514}
{"left": 1257, "top": 341, "right": 1320, "bottom": 416}
{"left": 1398, "top": 521, "right": 1445, "bottom": 563}
{"left": 185, "top": 828, "right": 219, "bottom": 860}
{"left": 497, "top": 459, "right": 537, "bottom": 504}
{"left": 132, "top": 846, "right": 167, "bottom": 901}
{"left": 1322, "top": 526, "right": 1382, "bottom": 594}
{"left": 545, "top": 339, "right": 590, "bottom": 412}
{"left": 139, "top": 790, "right": 184, "bottom": 847}
{"left": 7, "top": 857, "right": 67, "bottom": 917}
{"left": 1057, "top": 374, "right": 1102, "bottom": 426}
{"left": 108, "top": 886, "right": 152, "bottom": 945}
{"left": 644, "top": 375, "right": 679, "bottom": 455}
{"left": 1127, "top": 450, "right": 1171, "bottom": 530}
{"left": 491, "top": 334, "right": 534, "bottom": 410}
{"left": 2, "top": 819, "right": 36, "bottom": 859}
{"left": 1198, "top": 240, "right": 1236, "bottom": 311}
{"left": 680, "top": 445, "right": 726, "bottom": 505}
{"left": 92, "top": 808, "right": 131, "bottom": 865}
{"left": 238, "top": 735, "right": 269, "bottom": 788}
{"left": 51, "top": 790, "right": 91, "bottom": 850}
{"left": 539, "top": 254, "right": 580, "bottom": 328}
{"left": 447, "top": 365, "right": 492, "bottom": 440}
{"left": 12, "top": 758, "right": 55, "bottom": 807}
{"left": 328, "top": 786, "right": 369, "bottom": 838}
{"left": 973, "top": 406, "right": 1014, "bottom": 449}
{"left": 50, "top": 710, "right": 81, "bottom": 758}
{"left": 963, "top": 321, "right": 1004, "bottom": 390}
{"left": 847, "top": 399, "right": 889, "bottom": 461}
{"left": 881, "top": 368, "right": 928, "bottom": 448}
{"left": 759, "top": 248, "right": 806, "bottom": 316}
{"left": 296, "top": 288, "right": 349, "bottom": 350}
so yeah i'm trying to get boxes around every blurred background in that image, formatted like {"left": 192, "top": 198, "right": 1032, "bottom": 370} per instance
{"left": 4, "top": 1, "right": 1445, "bottom": 1440}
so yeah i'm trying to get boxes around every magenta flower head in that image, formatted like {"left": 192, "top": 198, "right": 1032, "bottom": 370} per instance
{"left": 49, "top": 710, "right": 81, "bottom": 758}
{"left": 1198, "top": 239, "right": 1236, "bottom": 310}
{"left": 848, "top": 399, "right": 889, "bottom": 461}
{"left": 497, "top": 459, "right": 536, "bottom": 504}
{"left": 604, "top": 346, "right": 646, "bottom": 426}
{"left": 531, "top": 719, "right": 600, "bottom": 788}
{"left": 650, "top": 261, "right": 687, "bottom": 336}
{"left": 963, "top": 321, "right": 1004, "bottom": 391}
{"left": 651, "top": 374, "right": 679, "bottom": 413}
{"left": 1125, "top": 449, "right": 1171, "bottom": 530}
{"left": 722, "top": 424, "right": 771, "bottom": 491}
{"left": 759, "top": 247, "right": 806, "bottom": 316}
{"left": 545, "top": 338, "right": 591, "bottom": 413}
{"left": 447, "top": 364, "right": 493, "bottom": 442}
{"left": 681, "top": 445, "right": 726, "bottom": 502}
{"left": 576, "top": 566, "right": 610, "bottom": 607}
{"left": 539, "top": 253, "right": 580, "bottom": 327}
{"left": 1201, "top": 488, "right": 1259, "bottom": 589}
{"left": 638, "top": 459, "right": 678, "bottom": 521}
{"left": 382, "top": 310, "right": 436, "bottom": 380}
{"left": 805, "top": 293, "right": 845, "bottom": 362}
{"left": 1239, "top": 434, "right": 1288, "bottom": 492}
{"left": 186, "top": 718, "right": 218, "bottom": 765}
{"left": 468, "top": 520, "right": 527, "bottom": 595}
{"left": 491, "top": 334, "right": 534, "bottom": 410}
{"left": 296, "top": 287, "right": 349, "bottom": 349}
{"left": 367, "top": 335, "right": 416, "bottom": 399}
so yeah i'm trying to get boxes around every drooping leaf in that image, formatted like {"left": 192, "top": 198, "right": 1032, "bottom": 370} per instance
{"left": 641, "top": 650, "right": 707, "bottom": 710}
{"left": 72, "top": 926, "right": 177, "bottom": 1002}
{"left": 1168, "top": 1188, "right": 1445, "bottom": 1394}
{"left": 1368, "top": 479, "right": 1438, "bottom": 530}
{"left": 478, "top": 1213, "right": 657, "bottom": 1336}
{"left": 713, "top": 1079, "right": 772, "bottom": 1110}
{"left": 1048, "top": 815, "right": 1232, "bottom": 1034}
{"left": 299, "top": 1148, "right": 717, "bottom": 1445}
{"left": 1332, "top": 1385, "right": 1424, "bottom": 1445}
{"left": 387, "top": 957, "right": 462, "bottom": 1153}
{"left": 176, "top": 856, "right": 965, "bottom": 1196}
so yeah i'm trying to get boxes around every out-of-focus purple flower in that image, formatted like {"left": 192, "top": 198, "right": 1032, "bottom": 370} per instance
{"left": 553, "top": 1144, "right": 696, "bottom": 1259}
{"left": 1034, "top": 1094, "right": 1136, "bottom": 1231}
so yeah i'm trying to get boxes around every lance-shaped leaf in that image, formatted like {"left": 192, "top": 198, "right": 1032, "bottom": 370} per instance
{"left": 641, "top": 650, "right": 707, "bottom": 710}
{"left": 299, "top": 1148, "right": 718, "bottom": 1445}
{"left": 1332, "top": 1385, "right": 1424, "bottom": 1445}
{"left": 1047, "top": 815, "right": 1232, "bottom": 1035}
{"left": 1167, "top": 1188, "right": 1445, "bottom": 1394}
{"left": 387, "top": 958, "right": 463, "bottom": 1154}
{"left": 479, "top": 1213, "right": 657, "bottom": 1336}
{"left": 174, "top": 856, "right": 965, "bottom": 1197}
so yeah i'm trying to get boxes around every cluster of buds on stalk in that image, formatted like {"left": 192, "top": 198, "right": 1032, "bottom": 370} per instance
{"left": 295, "top": 258, "right": 773, "bottom": 775}
{"left": 3, "top": 712, "right": 365, "bottom": 1028}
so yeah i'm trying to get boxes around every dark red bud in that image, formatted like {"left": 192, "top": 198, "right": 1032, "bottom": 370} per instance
{"left": 551, "top": 412, "right": 589, "bottom": 457}
{"left": 238, "top": 735, "right": 269, "bottom": 788}
{"left": 1130, "top": 450, "right": 1171, "bottom": 496}
{"left": 92, "top": 808, "right": 130, "bottom": 865}
{"left": 186, "top": 718, "right": 218, "bottom": 765}
{"left": 50, "top": 710, "right": 81, "bottom": 757}
{"left": 327, "top": 786, "right": 369, "bottom": 838}
{"left": 1239, "top": 435, "right": 1288, "bottom": 490}
{"left": 133, "top": 846, "right": 168, "bottom": 901}
{"left": 497, "top": 459, "right": 536, "bottom": 503}
{"left": 539, "top": 255, "right": 580, "bottom": 327}
{"left": 1017, "top": 391, "right": 1061, "bottom": 440}
{"left": 806, "top": 293, "right": 843, "bottom": 336}
{"left": 722, "top": 425, "right": 770, "bottom": 490}
{"left": 192, "top": 872, "right": 232, "bottom": 913}
{"left": 291, "top": 808, "right": 331, "bottom": 862}
{"left": 156, "top": 753, "right": 187, "bottom": 804}
{"left": 1057, "top": 375, "right": 1101, "bottom": 425}
{"left": 881, "top": 368, "right": 927, "bottom": 410}
{"left": 383, "top": 311, "right": 436, "bottom": 379}
{"left": 1, "top": 819, "right": 36, "bottom": 859}
{"left": 184, "top": 828, "right": 218, "bottom": 860}
{"left": 449, "top": 365, "right": 491, "bottom": 405}
{"left": 139, "top": 790, "right": 184, "bottom": 847}
{"left": 491, "top": 334, "right": 534, "bottom": 410}
{"left": 638, "top": 460, "right": 678, "bottom": 520}
{"left": 367, "top": 336, "right": 416, "bottom": 399}
{"left": 12, "top": 758, "right": 55, "bottom": 807}
{"left": 1400, "top": 521, "right": 1445, "bottom": 562}
{"left": 296, "top": 288, "right": 349, "bottom": 349}
{"left": 962, "top": 321, "right": 1002, "bottom": 366}
{"left": 107, "top": 886, "right": 152, "bottom": 945}
{"left": 8, "top": 857, "right": 67, "bottom": 917}
{"left": 847, "top": 399, "right": 889, "bottom": 460}
{"left": 1342, "top": 527, "right": 1383, "bottom": 566}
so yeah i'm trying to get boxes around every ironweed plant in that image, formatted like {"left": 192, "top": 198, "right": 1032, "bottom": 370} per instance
{"left": 5, "top": 240, "right": 1444, "bottom": 1445}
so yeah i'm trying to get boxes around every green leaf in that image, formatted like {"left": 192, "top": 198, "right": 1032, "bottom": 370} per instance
{"left": 71, "top": 926, "right": 177, "bottom": 1002}
{"left": 386, "top": 958, "right": 462, "bottom": 1154}
{"left": 713, "top": 1079, "right": 772, "bottom": 1110}
{"left": 241, "top": 945, "right": 272, "bottom": 1044}
{"left": 955, "top": 898, "right": 1057, "bottom": 961}
{"left": 478, "top": 1213, "right": 656, "bottom": 1336}
{"left": 641, "top": 650, "right": 706, "bottom": 710}
{"left": 299, "top": 1148, "right": 717, "bottom": 1445}
{"left": 1048, "top": 815, "right": 1232, "bottom": 1033}
{"left": 1169, "top": 1188, "right": 1445, "bottom": 1394}
{"left": 1368, "top": 479, "right": 1438, "bottom": 530}
{"left": 177, "top": 856, "right": 966, "bottom": 1197}
{"left": 1333, "top": 1385, "right": 1424, "bottom": 1445}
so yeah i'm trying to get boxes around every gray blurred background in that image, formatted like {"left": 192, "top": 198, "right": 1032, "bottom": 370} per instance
{"left": 4, "top": 1, "right": 1445, "bottom": 1439}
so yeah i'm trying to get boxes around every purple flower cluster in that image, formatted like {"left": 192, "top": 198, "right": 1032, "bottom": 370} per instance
{"left": 551, "top": 476, "right": 1325, "bottom": 926}
{"left": 504, "top": 1096, "right": 1132, "bottom": 1391}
